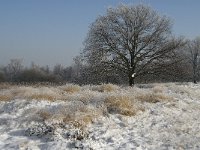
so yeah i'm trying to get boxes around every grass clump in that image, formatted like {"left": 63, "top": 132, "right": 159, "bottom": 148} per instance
{"left": 0, "top": 83, "right": 12, "bottom": 90}
{"left": 136, "top": 92, "right": 171, "bottom": 103}
{"left": 60, "top": 84, "right": 81, "bottom": 93}
{"left": 99, "top": 83, "right": 119, "bottom": 92}
{"left": 36, "top": 105, "right": 99, "bottom": 130}
{"left": 0, "top": 94, "right": 13, "bottom": 101}
{"left": 29, "top": 94, "right": 56, "bottom": 101}
{"left": 104, "top": 95, "right": 136, "bottom": 116}
{"left": 152, "top": 85, "right": 166, "bottom": 93}
{"left": 38, "top": 110, "right": 52, "bottom": 121}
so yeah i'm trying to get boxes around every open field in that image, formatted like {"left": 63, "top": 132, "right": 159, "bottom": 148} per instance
{"left": 0, "top": 82, "right": 200, "bottom": 149}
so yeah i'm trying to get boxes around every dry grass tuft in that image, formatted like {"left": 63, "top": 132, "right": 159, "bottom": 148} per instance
{"left": 0, "top": 83, "right": 12, "bottom": 90}
{"left": 7, "top": 86, "right": 64, "bottom": 101}
{"left": 98, "top": 84, "right": 119, "bottom": 92}
{"left": 104, "top": 95, "right": 136, "bottom": 116}
{"left": 28, "top": 94, "right": 56, "bottom": 101}
{"left": 81, "top": 115, "right": 93, "bottom": 125}
{"left": 72, "top": 114, "right": 93, "bottom": 128}
{"left": 77, "top": 91, "right": 96, "bottom": 104}
{"left": 72, "top": 106, "right": 101, "bottom": 128}
{"left": 38, "top": 110, "right": 52, "bottom": 121}
{"left": 60, "top": 84, "right": 81, "bottom": 93}
{"left": 63, "top": 114, "right": 95, "bottom": 129}
{"left": 0, "top": 94, "right": 13, "bottom": 101}
{"left": 136, "top": 92, "right": 171, "bottom": 103}
{"left": 36, "top": 105, "right": 100, "bottom": 129}
{"left": 152, "top": 85, "right": 166, "bottom": 93}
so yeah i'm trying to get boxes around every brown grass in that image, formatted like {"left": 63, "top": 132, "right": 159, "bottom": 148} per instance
{"left": 62, "top": 113, "right": 94, "bottom": 129}
{"left": 136, "top": 92, "right": 171, "bottom": 103}
{"left": 73, "top": 107, "right": 100, "bottom": 128}
{"left": 63, "top": 114, "right": 73, "bottom": 123}
{"left": 28, "top": 94, "right": 56, "bottom": 101}
{"left": 38, "top": 110, "right": 52, "bottom": 121}
{"left": 152, "top": 85, "right": 166, "bottom": 93}
{"left": 73, "top": 91, "right": 95, "bottom": 104}
{"left": 37, "top": 105, "right": 99, "bottom": 129}
{"left": 61, "top": 84, "right": 81, "bottom": 93}
{"left": 0, "top": 83, "right": 12, "bottom": 90}
{"left": 104, "top": 95, "right": 136, "bottom": 116}
{"left": 98, "top": 84, "right": 119, "bottom": 92}
{"left": 72, "top": 114, "right": 93, "bottom": 129}
{"left": 81, "top": 115, "right": 93, "bottom": 124}
{"left": 0, "top": 94, "right": 13, "bottom": 101}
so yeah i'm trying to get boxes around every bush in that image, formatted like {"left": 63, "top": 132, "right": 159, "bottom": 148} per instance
{"left": 0, "top": 72, "right": 6, "bottom": 82}
{"left": 18, "top": 69, "right": 56, "bottom": 83}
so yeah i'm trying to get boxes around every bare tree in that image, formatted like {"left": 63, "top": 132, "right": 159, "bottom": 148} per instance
{"left": 186, "top": 37, "right": 200, "bottom": 83}
{"left": 53, "top": 64, "right": 66, "bottom": 81}
{"left": 6, "top": 59, "right": 23, "bottom": 81}
{"left": 83, "top": 4, "right": 184, "bottom": 86}
{"left": 72, "top": 56, "right": 84, "bottom": 81}
{"left": 0, "top": 67, "right": 5, "bottom": 82}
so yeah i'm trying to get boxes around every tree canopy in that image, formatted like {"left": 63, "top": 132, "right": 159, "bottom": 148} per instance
{"left": 83, "top": 4, "right": 185, "bottom": 86}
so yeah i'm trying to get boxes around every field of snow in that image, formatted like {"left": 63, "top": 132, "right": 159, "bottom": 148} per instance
{"left": 0, "top": 83, "right": 200, "bottom": 150}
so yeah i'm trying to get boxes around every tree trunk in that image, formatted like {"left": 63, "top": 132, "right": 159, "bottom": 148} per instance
{"left": 193, "top": 73, "right": 197, "bottom": 84}
{"left": 193, "top": 65, "right": 198, "bottom": 84}
{"left": 193, "top": 79, "right": 197, "bottom": 84}
{"left": 129, "top": 76, "right": 135, "bottom": 86}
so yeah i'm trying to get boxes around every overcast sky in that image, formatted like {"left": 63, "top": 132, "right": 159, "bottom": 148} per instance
{"left": 0, "top": 0, "right": 200, "bottom": 67}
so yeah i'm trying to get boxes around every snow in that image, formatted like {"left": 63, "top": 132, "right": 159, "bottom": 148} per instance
{"left": 132, "top": 73, "right": 136, "bottom": 78}
{"left": 0, "top": 83, "right": 200, "bottom": 149}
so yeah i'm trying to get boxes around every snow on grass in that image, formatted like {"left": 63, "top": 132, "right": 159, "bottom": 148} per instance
{"left": 59, "top": 84, "right": 81, "bottom": 94}
{"left": 0, "top": 83, "right": 200, "bottom": 149}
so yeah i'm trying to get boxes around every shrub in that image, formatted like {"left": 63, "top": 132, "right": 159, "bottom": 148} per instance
{"left": 0, "top": 72, "right": 6, "bottom": 82}
{"left": 18, "top": 69, "right": 56, "bottom": 83}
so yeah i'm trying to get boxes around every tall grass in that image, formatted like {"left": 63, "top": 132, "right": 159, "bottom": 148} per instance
{"left": 60, "top": 84, "right": 81, "bottom": 93}
{"left": 0, "top": 94, "right": 13, "bottom": 101}
{"left": 0, "top": 82, "right": 187, "bottom": 128}
{"left": 104, "top": 95, "right": 136, "bottom": 116}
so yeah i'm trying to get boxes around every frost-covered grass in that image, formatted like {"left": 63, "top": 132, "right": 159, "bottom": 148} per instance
{"left": 0, "top": 82, "right": 200, "bottom": 149}
{"left": 59, "top": 84, "right": 81, "bottom": 93}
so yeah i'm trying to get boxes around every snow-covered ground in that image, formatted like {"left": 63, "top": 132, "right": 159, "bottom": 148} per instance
{"left": 0, "top": 83, "right": 200, "bottom": 150}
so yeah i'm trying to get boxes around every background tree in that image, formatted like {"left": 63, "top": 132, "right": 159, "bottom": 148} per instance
{"left": 18, "top": 63, "right": 51, "bottom": 82}
{"left": 5, "top": 59, "right": 23, "bottom": 82}
{"left": 185, "top": 37, "right": 200, "bottom": 83}
{"left": 53, "top": 64, "right": 66, "bottom": 82}
{"left": 83, "top": 4, "right": 184, "bottom": 86}
{"left": 0, "top": 68, "right": 5, "bottom": 82}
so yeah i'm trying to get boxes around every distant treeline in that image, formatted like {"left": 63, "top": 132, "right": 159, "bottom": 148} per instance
{"left": 0, "top": 53, "right": 198, "bottom": 85}
{"left": 0, "top": 60, "right": 75, "bottom": 84}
